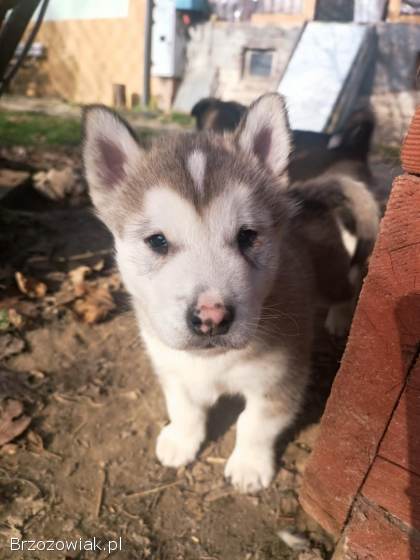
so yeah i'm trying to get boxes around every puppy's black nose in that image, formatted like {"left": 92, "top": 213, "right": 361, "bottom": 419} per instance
{"left": 187, "top": 303, "right": 235, "bottom": 336}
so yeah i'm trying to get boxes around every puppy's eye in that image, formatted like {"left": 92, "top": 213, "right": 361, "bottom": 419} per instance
{"left": 145, "top": 233, "right": 168, "bottom": 255}
{"left": 237, "top": 228, "right": 258, "bottom": 251}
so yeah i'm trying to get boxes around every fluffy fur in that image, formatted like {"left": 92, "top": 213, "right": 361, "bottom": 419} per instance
{"left": 83, "top": 93, "right": 378, "bottom": 492}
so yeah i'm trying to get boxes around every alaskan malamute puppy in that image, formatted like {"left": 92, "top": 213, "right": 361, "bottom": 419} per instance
{"left": 83, "top": 94, "right": 378, "bottom": 492}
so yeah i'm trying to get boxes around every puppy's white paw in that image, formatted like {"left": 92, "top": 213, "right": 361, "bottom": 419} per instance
{"left": 224, "top": 448, "right": 274, "bottom": 493}
{"left": 156, "top": 424, "right": 201, "bottom": 468}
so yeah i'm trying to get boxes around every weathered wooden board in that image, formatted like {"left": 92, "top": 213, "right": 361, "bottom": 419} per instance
{"left": 402, "top": 108, "right": 420, "bottom": 174}
{"left": 299, "top": 173, "right": 420, "bottom": 536}
{"left": 342, "top": 498, "right": 420, "bottom": 560}
{"left": 362, "top": 456, "right": 420, "bottom": 531}
{"left": 379, "top": 360, "right": 420, "bottom": 477}
{"left": 388, "top": 0, "right": 420, "bottom": 23}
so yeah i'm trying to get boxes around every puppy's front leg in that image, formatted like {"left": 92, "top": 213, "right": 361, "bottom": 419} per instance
{"left": 225, "top": 393, "right": 294, "bottom": 493}
{"left": 156, "top": 380, "right": 207, "bottom": 468}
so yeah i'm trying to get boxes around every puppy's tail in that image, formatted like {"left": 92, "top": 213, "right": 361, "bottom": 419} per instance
{"left": 289, "top": 174, "right": 380, "bottom": 265}
{"left": 289, "top": 174, "right": 380, "bottom": 305}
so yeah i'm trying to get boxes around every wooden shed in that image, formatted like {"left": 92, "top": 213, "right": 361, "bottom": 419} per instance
{"left": 11, "top": 0, "right": 146, "bottom": 107}
{"left": 299, "top": 108, "right": 420, "bottom": 558}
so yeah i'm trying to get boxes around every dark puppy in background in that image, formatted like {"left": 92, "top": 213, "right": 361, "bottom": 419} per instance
{"left": 288, "top": 109, "right": 379, "bottom": 335}
{"left": 191, "top": 97, "right": 380, "bottom": 335}
{"left": 191, "top": 97, "right": 246, "bottom": 133}
{"left": 191, "top": 97, "right": 374, "bottom": 185}
{"left": 288, "top": 109, "right": 375, "bottom": 185}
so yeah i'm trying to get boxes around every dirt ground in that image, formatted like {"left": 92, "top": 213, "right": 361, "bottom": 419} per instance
{"left": 0, "top": 132, "right": 398, "bottom": 560}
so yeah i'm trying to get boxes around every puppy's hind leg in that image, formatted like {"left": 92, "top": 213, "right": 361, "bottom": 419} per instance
{"left": 325, "top": 264, "right": 363, "bottom": 337}
{"left": 156, "top": 380, "right": 207, "bottom": 468}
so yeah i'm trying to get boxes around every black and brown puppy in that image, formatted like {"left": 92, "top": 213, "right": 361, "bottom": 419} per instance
{"left": 191, "top": 97, "right": 247, "bottom": 133}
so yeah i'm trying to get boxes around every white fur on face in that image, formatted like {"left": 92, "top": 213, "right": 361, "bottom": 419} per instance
{"left": 115, "top": 184, "right": 279, "bottom": 351}
{"left": 187, "top": 150, "right": 206, "bottom": 193}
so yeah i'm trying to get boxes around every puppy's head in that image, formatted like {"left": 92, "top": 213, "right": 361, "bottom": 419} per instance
{"left": 83, "top": 94, "right": 293, "bottom": 351}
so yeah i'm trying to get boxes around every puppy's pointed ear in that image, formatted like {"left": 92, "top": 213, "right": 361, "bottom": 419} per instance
{"left": 82, "top": 105, "right": 143, "bottom": 225}
{"left": 236, "top": 93, "right": 292, "bottom": 176}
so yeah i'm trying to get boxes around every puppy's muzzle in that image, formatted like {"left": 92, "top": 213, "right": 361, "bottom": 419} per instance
{"left": 187, "top": 300, "right": 235, "bottom": 337}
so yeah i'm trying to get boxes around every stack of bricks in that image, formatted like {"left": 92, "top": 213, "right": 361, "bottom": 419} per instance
{"left": 299, "top": 107, "right": 420, "bottom": 559}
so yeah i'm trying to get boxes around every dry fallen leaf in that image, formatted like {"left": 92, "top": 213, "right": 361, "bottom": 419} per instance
{"left": 69, "top": 265, "right": 91, "bottom": 296}
{"left": 15, "top": 300, "right": 39, "bottom": 319}
{"left": 33, "top": 167, "right": 83, "bottom": 201}
{"left": 0, "top": 333, "right": 25, "bottom": 360}
{"left": 15, "top": 272, "right": 47, "bottom": 299}
{"left": 0, "top": 399, "right": 31, "bottom": 446}
{"left": 102, "top": 272, "right": 122, "bottom": 292}
{"left": 8, "top": 308, "right": 24, "bottom": 329}
{"left": 73, "top": 285, "right": 115, "bottom": 324}
{"left": 0, "top": 443, "right": 17, "bottom": 455}
{"left": 92, "top": 259, "right": 105, "bottom": 272}
{"left": 26, "top": 430, "right": 44, "bottom": 453}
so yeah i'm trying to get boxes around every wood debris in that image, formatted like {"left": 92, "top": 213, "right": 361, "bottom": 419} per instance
{"left": 0, "top": 399, "right": 31, "bottom": 446}
{"left": 15, "top": 271, "right": 47, "bottom": 299}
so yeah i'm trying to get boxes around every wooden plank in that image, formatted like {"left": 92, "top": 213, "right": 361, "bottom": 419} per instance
{"left": 299, "top": 174, "right": 420, "bottom": 536}
{"left": 402, "top": 107, "right": 420, "bottom": 175}
{"left": 379, "top": 361, "right": 420, "bottom": 476}
{"left": 12, "top": 0, "right": 146, "bottom": 107}
{"left": 342, "top": 498, "right": 420, "bottom": 560}
{"left": 362, "top": 456, "right": 420, "bottom": 531}
{"left": 354, "top": 0, "right": 388, "bottom": 23}
{"left": 251, "top": 0, "right": 316, "bottom": 25}
{"left": 408, "top": 353, "right": 420, "bottom": 391}
{"left": 250, "top": 13, "right": 309, "bottom": 26}
{"left": 387, "top": 0, "right": 420, "bottom": 23}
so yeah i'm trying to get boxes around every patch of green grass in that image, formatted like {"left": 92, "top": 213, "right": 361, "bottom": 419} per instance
{"left": 133, "top": 126, "right": 159, "bottom": 146}
{"left": 165, "top": 111, "right": 193, "bottom": 127}
{"left": 157, "top": 110, "right": 193, "bottom": 127}
{"left": 0, "top": 111, "right": 81, "bottom": 146}
{"left": 0, "top": 108, "right": 188, "bottom": 149}
{"left": 131, "top": 105, "right": 193, "bottom": 127}
{"left": 0, "top": 308, "right": 10, "bottom": 331}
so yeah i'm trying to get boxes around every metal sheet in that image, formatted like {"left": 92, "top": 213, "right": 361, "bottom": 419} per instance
{"left": 278, "top": 21, "right": 373, "bottom": 133}
{"left": 34, "top": 0, "right": 130, "bottom": 21}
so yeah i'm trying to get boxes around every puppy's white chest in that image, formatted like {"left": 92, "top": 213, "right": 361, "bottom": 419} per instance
{"left": 144, "top": 330, "right": 244, "bottom": 388}
{"left": 142, "top": 329, "right": 288, "bottom": 407}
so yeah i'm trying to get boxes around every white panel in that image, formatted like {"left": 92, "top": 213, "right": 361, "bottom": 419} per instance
{"left": 354, "top": 0, "right": 387, "bottom": 22}
{"left": 151, "top": 1, "right": 176, "bottom": 77}
{"left": 278, "top": 22, "right": 370, "bottom": 133}
{"left": 36, "top": 0, "right": 130, "bottom": 21}
{"left": 152, "top": 0, "right": 185, "bottom": 78}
